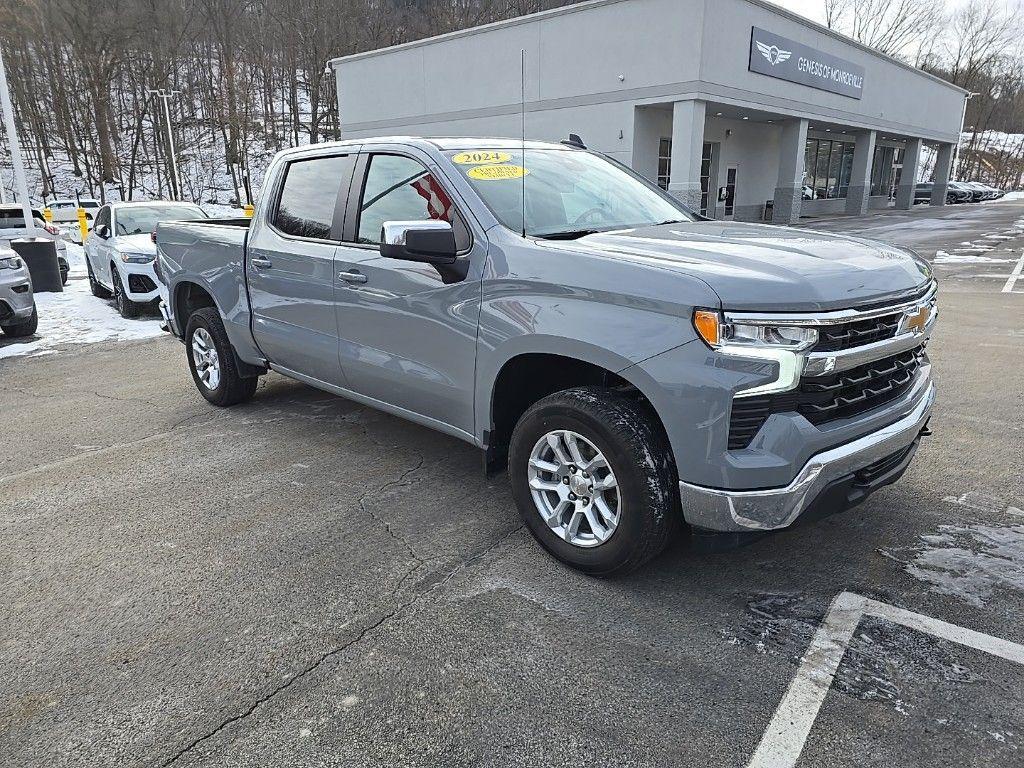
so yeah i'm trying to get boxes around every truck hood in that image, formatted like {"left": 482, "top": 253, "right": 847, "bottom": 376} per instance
{"left": 544, "top": 221, "right": 934, "bottom": 312}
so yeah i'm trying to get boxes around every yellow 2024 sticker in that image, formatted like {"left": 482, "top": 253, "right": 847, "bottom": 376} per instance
{"left": 452, "top": 151, "right": 512, "bottom": 165}
{"left": 467, "top": 164, "right": 530, "bottom": 180}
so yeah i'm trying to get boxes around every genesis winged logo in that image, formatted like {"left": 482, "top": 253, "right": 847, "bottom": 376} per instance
{"left": 756, "top": 40, "right": 792, "bottom": 66}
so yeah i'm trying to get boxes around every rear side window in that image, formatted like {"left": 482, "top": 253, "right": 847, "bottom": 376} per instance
{"left": 356, "top": 154, "right": 469, "bottom": 249}
{"left": 273, "top": 155, "right": 351, "bottom": 240}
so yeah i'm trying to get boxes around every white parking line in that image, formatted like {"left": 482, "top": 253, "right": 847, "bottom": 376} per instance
{"left": 1002, "top": 251, "right": 1024, "bottom": 293}
{"left": 746, "top": 591, "right": 1024, "bottom": 768}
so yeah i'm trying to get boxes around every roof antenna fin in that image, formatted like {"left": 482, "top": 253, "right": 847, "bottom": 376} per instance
{"left": 561, "top": 133, "right": 586, "bottom": 149}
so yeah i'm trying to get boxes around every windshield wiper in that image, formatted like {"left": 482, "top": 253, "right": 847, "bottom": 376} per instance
{"left": 534, "top": 229, "right": 601, "bottom": 240}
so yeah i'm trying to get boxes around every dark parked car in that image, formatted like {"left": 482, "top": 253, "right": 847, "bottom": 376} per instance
{"left": 914, "top": 182, "right": 967, "bottom": 205}
{"left": 948, "top": 181, "right": 983, "bottom": 203}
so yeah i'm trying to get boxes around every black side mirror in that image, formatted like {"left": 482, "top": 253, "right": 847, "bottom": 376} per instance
{"left": 94, "top": 224, "right": 110, "bottom": 239}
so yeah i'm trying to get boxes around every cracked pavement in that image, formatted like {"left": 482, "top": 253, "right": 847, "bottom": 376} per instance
{"left": 2, "top": 200, "right": 1023, "bottom": 767}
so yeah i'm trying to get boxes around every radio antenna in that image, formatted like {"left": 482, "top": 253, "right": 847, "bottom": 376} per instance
{"left": 520, "top": 48, "right": 527, "bottom": 239}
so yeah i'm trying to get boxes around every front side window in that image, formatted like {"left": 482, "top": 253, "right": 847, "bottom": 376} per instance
{"left": 94, "top": 206, "right": 111, "bottom": 230}
{"left": 274, "top": 155, "right": 351, "bottom": 240}
{"left": 356, "top": 154, "right": 468, "bottom": 248}
{"left": 115, "top": 204, "right": 206, "bottom": 236}
{"left": 446, "top": 148, "right": 694, "bottom": 239}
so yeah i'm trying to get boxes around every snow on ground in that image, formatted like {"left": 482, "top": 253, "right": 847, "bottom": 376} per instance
{"left": 0, "top": 244, "right": 164, "bottom": 361}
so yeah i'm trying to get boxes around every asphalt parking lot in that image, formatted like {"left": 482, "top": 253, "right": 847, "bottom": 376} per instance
{"left": 3, "top": 200, "right": 1023, "bottom": 767}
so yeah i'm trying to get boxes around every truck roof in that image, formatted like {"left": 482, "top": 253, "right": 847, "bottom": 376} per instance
{"left": 277, "top": 136, "right": 582, "bottom": 157}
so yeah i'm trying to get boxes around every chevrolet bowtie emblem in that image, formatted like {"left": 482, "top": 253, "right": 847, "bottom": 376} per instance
{"left": 903, "top": 305, "right": 931, "bottom": 335}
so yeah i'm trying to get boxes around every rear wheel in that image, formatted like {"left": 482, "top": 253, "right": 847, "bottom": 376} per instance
{"left": 87, "top": 258, "right": 111, "bottom": 298}
{"left": 0, "top": 304, "right": 38, "bottom": 337}
{"left": 185, "top": 307, "right": 258, "bottom": 407}
{"left": 111, "top": 267, "right": 140, "bottom": 318}
{"left": 509, "top": 386, "right": 679, "bottom": 576}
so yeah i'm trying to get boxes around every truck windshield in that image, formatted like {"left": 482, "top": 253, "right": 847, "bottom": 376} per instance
{"left": 444, "top": 148, "right": 695, "bottom": 239}
{"left": 115, "top": 205, "right": 207, "bottom": 236}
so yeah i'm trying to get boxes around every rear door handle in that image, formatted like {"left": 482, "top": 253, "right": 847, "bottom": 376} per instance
{"left": 338, "top": 270, "right": 368, "bottom": 284}
{"left": 250, "top": 257, "right": 273, "bottom": 269}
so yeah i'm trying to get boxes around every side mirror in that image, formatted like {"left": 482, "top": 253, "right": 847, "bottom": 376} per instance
{"left": 94, "top": 224, "right": 110, "bottom": 239}
{"left": 380, "top": 220, "right": 457, "bottom": 264}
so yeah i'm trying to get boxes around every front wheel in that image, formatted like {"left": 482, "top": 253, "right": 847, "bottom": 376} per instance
{"left": 1, "top": 304, "right": 38, "bottom": 337}
{"left": 184, "top": 307, "right": 258, "bottom": 407}
{"left": 111, "top": 268, "right": 139, "bottom": 318}
{"left": 509, "top": 386, "right": 680, "bottom": 576}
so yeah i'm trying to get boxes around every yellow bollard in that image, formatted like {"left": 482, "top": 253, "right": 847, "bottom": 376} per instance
{"left": 43, "top": 207, "right": 53, "bottom": 223}
{"left": 243, "top": 204, "right": 255, "bottom": 218}
{"left": 77, "top": 208, "right": 89, "bottom": 243}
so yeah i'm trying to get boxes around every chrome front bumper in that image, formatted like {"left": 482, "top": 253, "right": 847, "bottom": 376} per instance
{"left": 679, "top": 380, "right": 935, "bottom": 532}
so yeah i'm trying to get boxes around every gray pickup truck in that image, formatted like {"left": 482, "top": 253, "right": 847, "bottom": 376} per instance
{"left": 156, "top": 137, "right": 936, "bottom": 574}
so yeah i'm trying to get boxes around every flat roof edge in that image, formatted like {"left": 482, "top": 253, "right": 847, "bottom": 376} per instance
{"left": 327, "top": 0, "right": 968, "bottom": 97}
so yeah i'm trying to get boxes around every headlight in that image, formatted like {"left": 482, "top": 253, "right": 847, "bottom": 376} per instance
{"left": 0, "top": 255, "right": 22, "bottom": 270}
{"left": 121, "top": 252, "right": 155, "bottom": 264}
{"left": 693, "top": 310, "right": 818, "bottom": 351}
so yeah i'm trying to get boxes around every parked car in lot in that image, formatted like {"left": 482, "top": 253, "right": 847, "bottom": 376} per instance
{"left": 948, "top": 181, "right": 983, "bottom": 203}
{"left": 157, "top": 137, "right": 936, "bottom": 574}
{"left": 963, "top": 181, "right": 1002, "bottom": 201}
{"left": 0, "top": 245, "right": 37, "bottom": 337}
{"left": 49, "top": 197, "right": 101, "bottom": 243}
{"left": 913, "top": 182, "right": 965, "bottom": 205}
{"left": 0, "top": 204, "right": 69, "bottom": 284}
{"left": 84, "top": 201, "right": 207, "bottom": 318}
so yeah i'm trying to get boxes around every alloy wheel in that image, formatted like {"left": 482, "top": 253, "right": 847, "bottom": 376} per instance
{"left": 527, "top": 429, "right": 620, "bottom": 548}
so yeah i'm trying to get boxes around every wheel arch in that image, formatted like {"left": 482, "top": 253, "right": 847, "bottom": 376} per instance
{"left": 482, "top": 345, "right": 672, "bottom": 476}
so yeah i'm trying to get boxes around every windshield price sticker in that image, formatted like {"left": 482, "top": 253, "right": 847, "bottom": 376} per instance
{"left": 452, "top": 151, "right": 512, "bottom": 165}
{"left": 467, "top": 164, "right": 529, "bottom": 180}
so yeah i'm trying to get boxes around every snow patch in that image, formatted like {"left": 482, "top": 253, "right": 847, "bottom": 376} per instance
{"left": 934, "top": 251, "right": 1015, "bottom": 264}
{"left": 883, "top": 524, "right": 1024, "bottom": 607}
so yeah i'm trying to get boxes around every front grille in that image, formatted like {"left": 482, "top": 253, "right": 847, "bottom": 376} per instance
{"left": 813, "top": 314, "right": 901, "bottom": 352}
{"left": 728, "top": 346, "right": 925, "bottom": 450}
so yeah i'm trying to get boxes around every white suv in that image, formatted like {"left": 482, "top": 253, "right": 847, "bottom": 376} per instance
{"left": 84, "top": 201, "right": 207, "bottom": 317}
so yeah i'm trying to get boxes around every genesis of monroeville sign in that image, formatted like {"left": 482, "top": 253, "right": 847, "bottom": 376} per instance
{"left": 748, "top": 27, "right": 865, "bottom": 100}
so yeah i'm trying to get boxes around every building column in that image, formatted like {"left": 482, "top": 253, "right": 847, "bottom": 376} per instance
{"left": 773, "top": 118, "right": 809, "bottom": 225}
{"left": 930, "top": 143, "right": 955, "bottom": 207}
{"left": 667, "top": 99, "right": 706, "bottom": 211}
{"left": 895, "top": 138, "right": 924, "bottom": 210}
{"left": 845, "top": 130, "right": 876, "bottom": 216}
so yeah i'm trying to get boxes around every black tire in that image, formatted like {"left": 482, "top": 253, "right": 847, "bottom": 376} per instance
{"left": 111, "top": 267, "right": 140, "bottom": 318}
{"left": 0, "top": 304, "right": 38, "bottom": 337}
{"left": 509, "top": 386, "right": 680, "bottom": 576}
{"left": 87, "top": 258, "right": 112, "bottom": 298}
{"left": 184, "top": 307, "right": 258, "bottom": 407}
{"left": 60, "top": 268, "right": 69, "bottom": 286}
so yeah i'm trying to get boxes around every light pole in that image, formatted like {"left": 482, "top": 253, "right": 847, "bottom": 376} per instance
{"left": 148, "top": 88, "right": 182, "bottom": 200}
{"left": 953, "top": 91, "right": 980, "bottom": 182}
{"left": 0, "top": 45, "right": 35, "bottom": 235}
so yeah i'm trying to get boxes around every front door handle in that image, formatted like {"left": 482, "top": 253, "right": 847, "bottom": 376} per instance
{"left": 338, "top": 270, "right": 368, "bottom": 284}
{"left": 250, "top": 257, "right": 273, "bottom": 269}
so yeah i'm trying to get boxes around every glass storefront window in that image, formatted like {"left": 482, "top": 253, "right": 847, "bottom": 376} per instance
{"left": 803, "top": 138, "right": 856, "bottom": 200}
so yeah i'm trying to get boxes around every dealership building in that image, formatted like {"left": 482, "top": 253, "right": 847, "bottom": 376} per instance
{"left": 329, "top": 0, "right": 968, "bottom": 224}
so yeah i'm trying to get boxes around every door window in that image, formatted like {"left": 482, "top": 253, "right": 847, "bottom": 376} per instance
{"left": 356, "top": 154, "right": 469, "bottom": 249}
{"left": 94, "top": 206, "right": 110, "bottom": 231}
{"left": 273, "top": 155, "right": 350, "bottom": 240}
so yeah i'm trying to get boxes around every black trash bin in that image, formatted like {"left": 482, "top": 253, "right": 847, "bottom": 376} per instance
{"left": 11, "top": 238, "right": 63, "bottom": 293}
